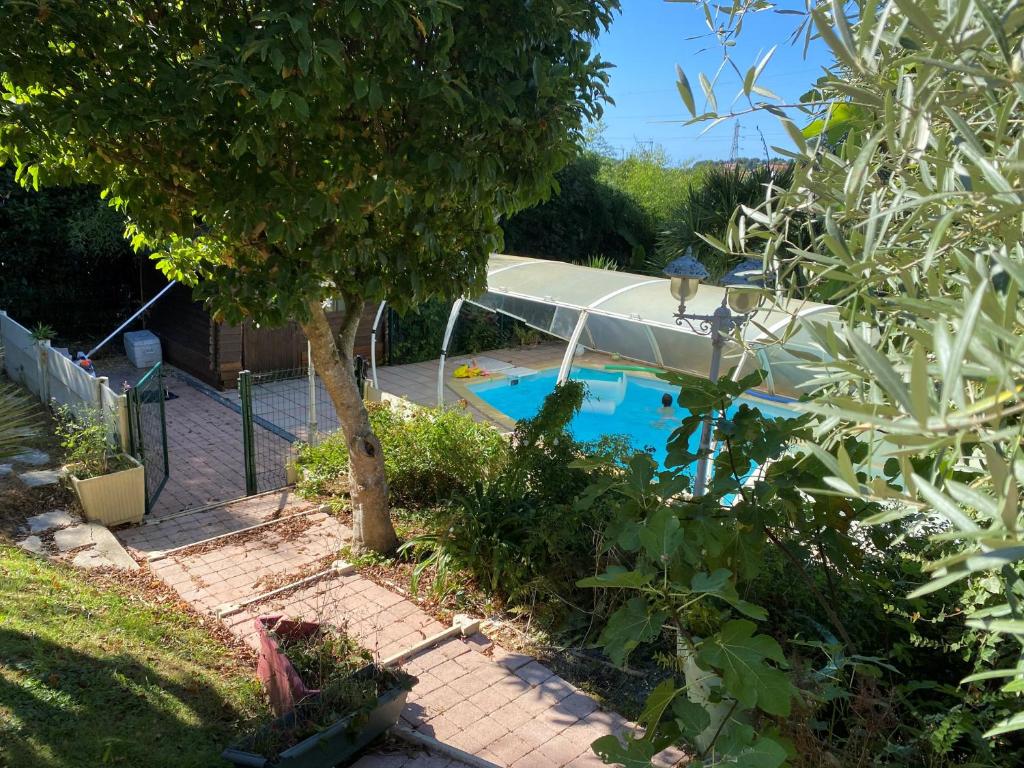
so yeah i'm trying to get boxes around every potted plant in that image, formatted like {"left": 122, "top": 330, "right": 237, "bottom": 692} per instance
{"left": 223, "top": 616, "right": 416, "bottom": 768}
{"left": 56, "top": 403, "right": 145, "bottom": 526}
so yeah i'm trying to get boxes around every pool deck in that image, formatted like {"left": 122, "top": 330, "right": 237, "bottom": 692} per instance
{"left": 374, "top": 342, "right": 625, "bottom": 430}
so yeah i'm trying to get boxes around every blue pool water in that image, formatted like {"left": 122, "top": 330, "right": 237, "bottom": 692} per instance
{"left": 468, "top": 367, "right": 794, "bottom": 467}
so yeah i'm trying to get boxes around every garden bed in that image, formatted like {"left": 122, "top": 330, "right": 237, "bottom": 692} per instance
{"left": 223, "top": 618, "right": 415, "bottom": 767}
{"left": 0, "top": 390, "right": 79, "bottom": 541}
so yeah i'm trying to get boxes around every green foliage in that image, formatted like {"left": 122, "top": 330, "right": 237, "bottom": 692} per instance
{"left": 29, "top": 323, "right": 54, "bottom": 342}
{"left": 0, "top": 380, "right": 39, "bottom": 460}
{"left": 0, "top": 0, "right": 617, "bottom": 323}
{"left": 0, "top": 167, "right": 138, "bottom": 340}
{"left": 502, "top": 151, "right": 656, "bottom": 269}
{"left": 53, "top": 403, "right": 112, "bottom": 478}
{"left": 0, "top": 0, "right": 619, "bottom": 552}
{"left": 653, "top": 163, "right": 794, "bottom": 283}
{"left": 578, "top": 372, "right": 803, "bottom": 765}
{"left": 578, "top": 369, "right": 1024, "bottom": 766}
{"left": 295, "top": 402, "right": 508, "bottom": 507}
{"left": 248, "top": 624, "right": 414, "bottom": 759}
{"left": 671, "top": 0, "right": 1024, "bottom": 751}
{"left": 576, "top": 254, "right": 620, "bottom": 271}
{"left": 388, "top": 301, "right": 529, "bottom": 366}
{"left": 270, "top": 624, "right": 371, "bottom": 689}
{"left": 402, "top": 381, "right": 628, "bottom": 607}
{"left": 596, "top": 144, "right": 703, "bottom": 225}
{"left": 502, "top": 142, "right": 705, "bottom": 271}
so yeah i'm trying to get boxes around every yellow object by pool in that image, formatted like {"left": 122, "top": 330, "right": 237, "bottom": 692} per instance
{"left": 453, "top": 363, "right": 484, "bottom": 378}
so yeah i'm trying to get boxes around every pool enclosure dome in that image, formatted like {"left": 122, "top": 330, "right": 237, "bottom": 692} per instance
{"left": 368, "top": 254, "right": 839, "bottom": 404}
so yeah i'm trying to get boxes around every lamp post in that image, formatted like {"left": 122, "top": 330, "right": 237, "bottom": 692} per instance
{"left": 663, "top": 253, "right": 764, "bottom": 496}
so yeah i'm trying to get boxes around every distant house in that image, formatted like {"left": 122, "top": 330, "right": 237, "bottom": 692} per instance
{"left": 139, "top": 263, "right": 383, "bottom": 389}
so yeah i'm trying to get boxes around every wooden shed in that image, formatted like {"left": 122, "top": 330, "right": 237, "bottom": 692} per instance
{"left": 139, "top": 264, "right": 384, "bottom": 389}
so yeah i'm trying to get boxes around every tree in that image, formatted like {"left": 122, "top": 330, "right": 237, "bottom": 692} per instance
{"left": 669, "top": 0, "right": 1024, "bottom": 749}
{"left": 0, "top": 166, "right": 138, "bottom": 339}
{"left": 501, "top": 151, "right": 655, "bottom": 268}
{"left": 0, "top": 0, "right": 617, "bottom": 551}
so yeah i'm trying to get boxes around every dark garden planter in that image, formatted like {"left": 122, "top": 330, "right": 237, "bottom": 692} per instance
{"left": 224, "top": 616, "right": 416, "bottom": 767}
{"left": 221, "top": 675, "right": 412, "bottom": 768}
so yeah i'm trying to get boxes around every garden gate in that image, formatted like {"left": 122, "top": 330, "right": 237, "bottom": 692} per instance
{"left": 237, "top": 357, "right": 365, "bottom": 495}
{"left": 126, "top": 361, "right": 169, "bottom": 513}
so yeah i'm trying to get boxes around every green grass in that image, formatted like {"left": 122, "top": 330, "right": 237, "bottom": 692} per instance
{"left": 0, "top": 545, "right": 267, "bottom": 767}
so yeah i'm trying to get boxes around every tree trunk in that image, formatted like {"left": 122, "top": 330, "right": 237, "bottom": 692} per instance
{"left": 299, "top": 297, "right": 396, "bottom": 554}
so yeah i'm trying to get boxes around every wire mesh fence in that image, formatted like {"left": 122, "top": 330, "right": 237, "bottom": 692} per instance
{"left": 127, "top": 362, "right": 169, "bottom": 512}
{"left": 239, "top": 358, "right": 365, "bottom": 494}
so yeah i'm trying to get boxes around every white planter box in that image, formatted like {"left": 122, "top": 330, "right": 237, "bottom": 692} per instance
{"left": 68, "top": 455, "right": 146, "bottom": 526}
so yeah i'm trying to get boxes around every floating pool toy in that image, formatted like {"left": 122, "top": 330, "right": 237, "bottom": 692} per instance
{"left": 453, "top": 362, "right": 485, "bottom": 378}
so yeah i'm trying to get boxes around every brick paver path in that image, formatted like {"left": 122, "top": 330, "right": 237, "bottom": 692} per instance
{"left": 100, "top": 360, "right": 293, "bottom": 518}
{"left": 119, "top": 489, "right": 314, "bottom": 554}
{"left": 153, "top": 371, "right": 295, "bottom": 516}
{"left": 120, "top": 500, "right": 686, "bottom": 768}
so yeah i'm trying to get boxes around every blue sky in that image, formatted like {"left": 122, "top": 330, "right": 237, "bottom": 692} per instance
{"left": 591, "top": 1, "right": 833, "bottom": 163}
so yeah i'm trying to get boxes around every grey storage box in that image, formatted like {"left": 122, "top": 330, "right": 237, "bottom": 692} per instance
{"left": 123, "top": 330, "right": 162, "bottom": 369}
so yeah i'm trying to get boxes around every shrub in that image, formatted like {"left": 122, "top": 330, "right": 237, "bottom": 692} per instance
{"left": 596, "top": 144, "right": 703, "bottom": 226}
{"left": 0, "top": 379, "right": 39, "bottom": 460}
{"left": 402, "top": 382, "right": 629, "bottom": 608}
{"left": 654, "top": 162, "right": 794, "bottom": 282}
{"left": 295, "top": 402, "right": 508, "bottom": 507}
{"left": 0, "top": 167, "right": 138, "bottom": 341}
{"left": 388, "top": 301, "right": 526, "bottom": 366}
{"left": 53, "top": 403, "right": 111, "bottom": 478}
{"left": 501, "top": 152, "right": 656, "bottom": 269}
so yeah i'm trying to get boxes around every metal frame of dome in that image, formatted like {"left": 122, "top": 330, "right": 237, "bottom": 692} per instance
{"left": 365, "top": 254, "right": 839, "bottom": 405}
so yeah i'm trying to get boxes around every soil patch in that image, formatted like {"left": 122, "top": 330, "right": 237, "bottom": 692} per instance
{"left": 0, "top": 404, "right": 78, "bottom": 542}
{"left": 250, "top": 552, "right": 339, "bottom": 594}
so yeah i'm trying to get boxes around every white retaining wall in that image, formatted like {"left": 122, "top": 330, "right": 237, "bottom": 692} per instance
{"left": 0, "top": 309, "right": 129, "bottom": 451}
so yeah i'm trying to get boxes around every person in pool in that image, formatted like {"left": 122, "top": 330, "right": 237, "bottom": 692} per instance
{"left": 654, "top": 392, "right": 676, "bottom": 427}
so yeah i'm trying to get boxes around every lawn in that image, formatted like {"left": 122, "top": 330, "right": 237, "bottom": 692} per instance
{"left": 0, "top": 545, "right": 266, "bottom": 768}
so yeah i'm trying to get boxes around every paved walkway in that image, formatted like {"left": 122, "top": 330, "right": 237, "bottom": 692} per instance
{"left": 102, "top": 359, "right": 294, "bottom": 517}
{"left": 119, "top": 498, "right": 686, "bottom": 768}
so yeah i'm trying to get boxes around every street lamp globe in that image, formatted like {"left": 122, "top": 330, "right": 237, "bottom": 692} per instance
{"left": 662, "top": 251, "right": 709, "bottom": 303}
{"left": 722, "top": 259, "right": 765, "bottom": 315}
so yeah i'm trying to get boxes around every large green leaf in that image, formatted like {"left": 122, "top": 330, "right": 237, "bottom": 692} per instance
{"left": 592, "top": 733, "right": 659, "bottom": 768}
{"left": 598, "top": 597, "right": 668, "bottom": 667}
{"left": 637, "top": 678, "right": 679, "bottom": 731}
{"left": 697, "top": 620, "right": 794, "bottom": 716}
{"left": 672, "top": 696, "right": 711, "bottom": 741}
{"left": 577, "top": 567, "right": 655, "bottom": 590}
{"left": 690, "top": 569, "right": 768, "bottom": 620}
{"left": 727, "top": 734, "right": 789, "bottom": 768}
{"left": 638, "top": 506, "right": 684, "bottom": 565}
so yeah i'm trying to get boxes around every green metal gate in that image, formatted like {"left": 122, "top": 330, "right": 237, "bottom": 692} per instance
{"left": 127, "top": 362, "right": 169, "bottom": 513}
{"left": 238, "top": 356, "right": 365, "bottom": 496}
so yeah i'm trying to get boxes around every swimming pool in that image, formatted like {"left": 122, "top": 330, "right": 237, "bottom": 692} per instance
{"left": 467, "top": 366, "right": 794, "bottom": 467}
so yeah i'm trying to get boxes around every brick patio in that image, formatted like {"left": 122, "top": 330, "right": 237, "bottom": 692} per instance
{"left": 119, "top": 498, "right": 687, "bottom": 768}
